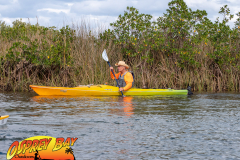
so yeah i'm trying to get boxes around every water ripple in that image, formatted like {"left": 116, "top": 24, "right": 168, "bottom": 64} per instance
{"left": 0, "top": 92, "right": 240, "bottom": 159}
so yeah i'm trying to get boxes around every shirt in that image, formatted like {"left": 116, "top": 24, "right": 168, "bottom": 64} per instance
{"left": 110, "top": 70, "right": 133, "bottom": 91}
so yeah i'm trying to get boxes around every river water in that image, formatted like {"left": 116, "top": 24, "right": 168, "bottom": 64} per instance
{"left": 0, "top": 92, "right": 240, "bottom": 159}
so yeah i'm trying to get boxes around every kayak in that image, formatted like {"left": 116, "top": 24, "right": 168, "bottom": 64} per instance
{"left": 30, "top": 85, "right": 190, "bottom": 96}
{"left": 0, "top": 115, "right": 9, "bottom": 125}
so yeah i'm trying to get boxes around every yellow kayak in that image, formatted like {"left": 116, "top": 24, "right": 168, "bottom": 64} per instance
{"left": 30, "top": 85, "right": 189, "bottom": 96}
{"left": 0, "top": 115, "right": 9, "bottom": 125}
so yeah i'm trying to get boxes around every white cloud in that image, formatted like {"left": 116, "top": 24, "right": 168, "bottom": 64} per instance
{"left": 1, "top": 18, "right": 12, "bottom": 25}
{"left": 65, "top": 3, "right": 74, "bottom": 7}
{"left": 37, "top": 8, "right": 70, "bottom": 14}
{"left": 12, "top": 0, "right": 18, "bottom": 3}
{"left": 70, "top": 0, "right": 170, "bottom": 16}
{"left": 0, "top": 0, "right": 239, "bottom": 28}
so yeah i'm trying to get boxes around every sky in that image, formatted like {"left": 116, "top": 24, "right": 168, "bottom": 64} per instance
{"left": 0, "top": 0, "right": 240, "bottom": 29}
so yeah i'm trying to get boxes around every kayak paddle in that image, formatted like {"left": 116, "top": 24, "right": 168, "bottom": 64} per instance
{"left": 102, "top": 49, "right": 124, "bottom": 96}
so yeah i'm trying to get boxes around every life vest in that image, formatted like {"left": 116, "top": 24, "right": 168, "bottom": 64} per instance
{"left": 118, "top": 71, "right": 134, "bottom": 88}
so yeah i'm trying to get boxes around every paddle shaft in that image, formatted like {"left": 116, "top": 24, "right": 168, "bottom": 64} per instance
{"left": 107, "top": 61, "right": 124, "bottom": 96}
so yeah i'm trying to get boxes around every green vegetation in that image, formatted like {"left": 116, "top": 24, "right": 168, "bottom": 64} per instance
{"left": 1, "top": 0, "right": 240, "bottom": 92}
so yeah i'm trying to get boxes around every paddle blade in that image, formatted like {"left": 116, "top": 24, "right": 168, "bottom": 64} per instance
{"left": 102, "top": 49, "right": 109, "bottom": 62}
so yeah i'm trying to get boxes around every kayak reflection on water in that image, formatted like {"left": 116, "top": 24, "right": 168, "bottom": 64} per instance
{"left": 31, "top": 95, "right": 135, "bottom": 117}
{"left": 122, "top": 97, "right": 134, "bottom": 117}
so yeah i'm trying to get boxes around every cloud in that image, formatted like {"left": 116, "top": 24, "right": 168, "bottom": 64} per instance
{"left": 70, "top": 0, "right": 170, "bottom": 17}
{"left": 0, "top": 0, "right": 239, "bottom": 28}
{"left": 37, "top": 8, "right": 70, "bottom": 14}
{"left": 185, "top": 0, "right": 240, "bottom": 27}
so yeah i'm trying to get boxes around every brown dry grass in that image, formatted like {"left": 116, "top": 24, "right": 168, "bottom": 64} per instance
{"left": 0, "top": 21, "right": 239, "bottom": 92}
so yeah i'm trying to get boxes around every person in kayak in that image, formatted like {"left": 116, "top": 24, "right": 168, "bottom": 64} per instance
{"left": 110, "top": 61, "right": 134, "bottom": 91}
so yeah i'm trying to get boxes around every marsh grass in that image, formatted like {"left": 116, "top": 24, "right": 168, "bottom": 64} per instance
{"left": 0, "top": 12, "right": 240, "bottom": 92}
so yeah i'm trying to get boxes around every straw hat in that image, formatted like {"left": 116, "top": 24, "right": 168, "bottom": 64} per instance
{"left": 115, "top": 61, "right": 129, "bottom": 69}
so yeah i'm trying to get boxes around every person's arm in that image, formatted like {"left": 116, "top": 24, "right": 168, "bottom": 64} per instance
{"left": 122, "top": 72, "right": 133, "bottom": 91}
{"left": 110, "top": 68, "right": 120, "bottom": 80}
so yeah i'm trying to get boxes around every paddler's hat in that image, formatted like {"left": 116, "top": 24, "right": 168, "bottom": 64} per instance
{"left": 115, "top": 61, "right": 129, "bottom": 69}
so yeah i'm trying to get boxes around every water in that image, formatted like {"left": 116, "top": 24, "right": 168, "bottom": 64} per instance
{"left": 0, "top": 92, "right": 240, "bottom": 159}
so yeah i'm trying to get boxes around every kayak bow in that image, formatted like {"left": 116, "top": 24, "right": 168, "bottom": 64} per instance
{"left": 0, "top": 115, "right": 9, "bottom": 125}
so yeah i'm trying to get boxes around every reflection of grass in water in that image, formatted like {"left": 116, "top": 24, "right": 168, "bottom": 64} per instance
{"left": 133, "top": 95, "right": 188, "bottom": 101}
{"left": 131, "top": 95, "right": 193, "bottom": 116}
{"left": 31, "top": 94, "right": 195, "bottom": 117}
{"left": 31, "top": 95, "right": 136, "bottom": 117}
{"left": 32, "top": 96, "right": 96, "bottom": 103}
{"left": 32, "top": 95, "right": 132, "bottom": 104}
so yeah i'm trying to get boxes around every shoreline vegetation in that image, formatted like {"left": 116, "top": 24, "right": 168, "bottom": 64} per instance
{"left": 1, "top": 0, "right": 240, "bottom": 92}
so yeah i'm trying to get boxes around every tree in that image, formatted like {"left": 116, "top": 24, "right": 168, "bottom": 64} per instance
{"left": 65, "top": 147, "right": 76, "bottom": 160}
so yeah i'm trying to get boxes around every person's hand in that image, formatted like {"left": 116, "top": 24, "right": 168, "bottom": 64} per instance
{"left": 110, "top": 67, "right": 113, "bottom": 70}
{"left": 119, "top": 87, "right": 124, "bottom": 92}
